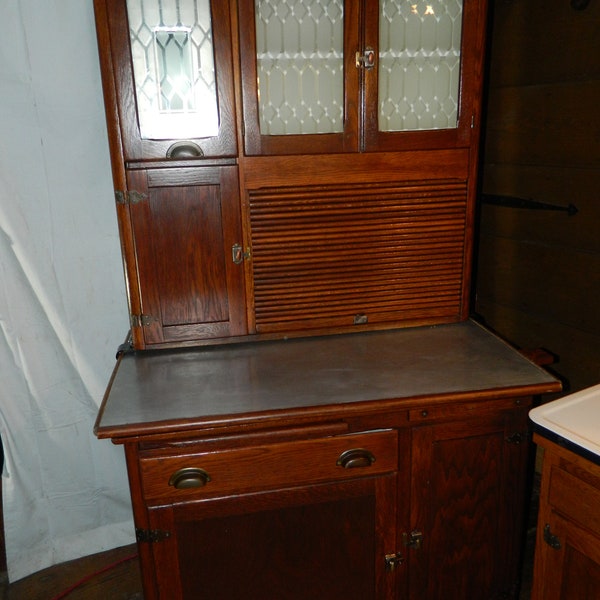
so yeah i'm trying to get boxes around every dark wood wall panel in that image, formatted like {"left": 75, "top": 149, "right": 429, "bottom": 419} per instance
{"left": 250, "top": 181, "right": 468, "bottom": 333}
{"left": 475, "top": 0, "right": 600, "bottom": 393}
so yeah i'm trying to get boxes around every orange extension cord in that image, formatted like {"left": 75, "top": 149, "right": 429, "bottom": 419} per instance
{"left": 48, "top": 551, "right": 138, "bottom": 600}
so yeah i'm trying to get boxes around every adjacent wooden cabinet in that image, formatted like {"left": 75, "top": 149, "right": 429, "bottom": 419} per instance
{"left": 94, "top": 0, "right": 489, "bottom": 349}
{"left": 531, "top": 435, "right": 600, "bottom": 599}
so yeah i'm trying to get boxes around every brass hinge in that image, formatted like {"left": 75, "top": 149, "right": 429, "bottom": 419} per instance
{"left": 115, "top": 190, "right": 148, "bottom": 205}
{"left": 136, "top": 528, "right": 171, "bottom": 544}
{"left": 130, "top": 314, "right": 156, "bottom": 328}
{"left": 384, "top": 552, "right": 404, "bottom": 571}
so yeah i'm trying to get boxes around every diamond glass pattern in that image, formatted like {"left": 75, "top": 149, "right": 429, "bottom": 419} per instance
{"left": 379, "top": 0, "right": 463, "bottom": 131}
{"left": 255, "top": 0, "right": 344, "bottom": 135}
{"left": 126, "top": 0, "right": 219, "bottom": 139}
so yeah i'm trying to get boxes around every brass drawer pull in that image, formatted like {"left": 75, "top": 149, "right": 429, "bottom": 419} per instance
{"left": 168, "top": 467, "right": 211, "bottom": 489}
{"left": 336, "top": 448, "right": 376, "bottom": 469}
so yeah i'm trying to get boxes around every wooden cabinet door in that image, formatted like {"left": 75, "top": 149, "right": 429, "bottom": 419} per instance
{"left": 532, "top": 512, "right": 600, "bottom": 600}
{"left": 145, "top": 476, "right": 398, "bottom": 600}
{"left": 124, "top": 165, "right": 247, "bottom": 347}
{"left": 95, "top": 0, "right": 237, "bottom": 161}
{"left": 409, "top": 411, "right": 529, "bottom": 599}
{"left": 532, "top": 442, "right": 600, "bottom": 599}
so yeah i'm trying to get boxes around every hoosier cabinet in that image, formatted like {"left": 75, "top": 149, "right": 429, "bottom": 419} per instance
{"left": 92, "top": 0, "right": 561, "bottom": 597}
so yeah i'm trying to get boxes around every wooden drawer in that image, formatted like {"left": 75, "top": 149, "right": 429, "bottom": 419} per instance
{"left": 548, "top": 464, "right": 600, "bottom": 537}
{"left": 139, "top": 429, "right": 397, "bottom": 502}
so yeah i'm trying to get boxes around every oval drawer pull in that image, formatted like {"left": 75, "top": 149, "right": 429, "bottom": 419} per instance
{"left": 336, "top": 448, "right": 376, "bottom": 469}
{"left": 168, "top": 467, "right": 211, "bottom": 489}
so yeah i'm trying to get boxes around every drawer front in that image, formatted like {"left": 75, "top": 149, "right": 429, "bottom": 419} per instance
{"left": 139, "top": 430, "right": 397, "bottom": 502}
{"left": 549, "top": 465, "right": 600, "bottom": 537}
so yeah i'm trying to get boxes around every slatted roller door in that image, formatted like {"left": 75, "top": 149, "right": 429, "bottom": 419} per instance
{"left": 249, "top": 180, "right": 468, "bottom": 333}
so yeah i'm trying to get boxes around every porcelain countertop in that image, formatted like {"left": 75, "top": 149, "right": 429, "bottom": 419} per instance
{"left": 530, "top": 383, "right": 600, "bottom": 464}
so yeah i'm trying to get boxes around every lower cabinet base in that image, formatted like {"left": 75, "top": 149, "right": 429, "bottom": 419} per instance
{"left": 125, "top": 401, "right": 534, "bottom": 600}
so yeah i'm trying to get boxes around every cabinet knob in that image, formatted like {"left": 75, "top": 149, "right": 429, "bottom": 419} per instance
{"left": 336, "top": 448, "right": 376, "bottom": 469}
{"left": 168, "top": 467, "right": 211, "bottom": 489}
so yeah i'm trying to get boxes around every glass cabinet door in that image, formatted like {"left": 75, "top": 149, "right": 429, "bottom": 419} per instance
{"left": 239, "top": 0, "right": 360, "bottom": 155}
{"left": 102, "top": 0, "right": 237, "bottom": 160}
{"left": 239, "top": 0, "right": 486, "bottom": 155}
{"left": 363, "top": 0, "right": 483, "bottom": 151}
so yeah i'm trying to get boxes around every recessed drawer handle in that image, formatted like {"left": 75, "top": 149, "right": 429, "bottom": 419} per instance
{"left": 168, "top": 467, "right": 211, "bottom": 489}
{"left": 336, "top": 448, "right": 376, "bottom": 469}
{"left": 166, "top": 141, "right": 204, "bottom": 159}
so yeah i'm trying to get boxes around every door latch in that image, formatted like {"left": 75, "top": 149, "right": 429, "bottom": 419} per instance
{"left": 232, "top": 243, "right": 251, "bottom": 264}
{"left": 356, "top": 47, "right": 376, "bottom": 70}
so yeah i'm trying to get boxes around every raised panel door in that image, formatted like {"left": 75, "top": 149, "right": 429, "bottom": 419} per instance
{"left": 145, "top": 476, "right": 398, "bottom": 599}
{"left": 532, "top": 512, "right": 600, "bottom": 600}
{"left": 409, "top": 410, "right": 529, "bottom": 599}
{"left": 124, "top": 165, "right": 247, "bottom": 347}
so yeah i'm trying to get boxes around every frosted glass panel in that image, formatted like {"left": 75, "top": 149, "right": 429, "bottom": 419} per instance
{"left": 379, "top": 0, "right": 463, "bottom": 131}
{"left": 255, "top": 0, "right": 344, "bottom": 135}
{"left": 126, "top": 0, "right": 219, "bottom": 140}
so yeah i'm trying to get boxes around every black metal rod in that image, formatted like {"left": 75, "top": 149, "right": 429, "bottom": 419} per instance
{"left": 480, "top": 194, "right": 578, "bottom": 216}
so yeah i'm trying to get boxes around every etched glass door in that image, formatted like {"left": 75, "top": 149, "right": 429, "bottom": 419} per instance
{"left": 378, "top": 0, "right": 463, "bottom": 132}
{"left": 127, "top": 0, "right": 219, "bottom": 140}
{"left": 104, "top": 0, "right": 237, "bottom": 160}
{"left": 240, "top": 0, "right": 484, "bottom": 155}
{"left": 363, "top": 0, "right": 483, "bottom": 151}
{"left": 254, "top": 0, "right": 345, "bottom": 136}
{"left": 239, "top": 0, "right": 360, "bottom": 155}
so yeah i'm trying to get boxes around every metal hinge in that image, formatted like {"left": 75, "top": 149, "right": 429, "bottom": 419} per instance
{"left": 384, "top": 552, "right": 404, "bottom": 571}
{"left": 130, "top": 314, "right": 156, "bottom": 328}
{"left": 543, "top": 524, "right": 561, "bottom": 550}
{"left": 403, "top": 530, "right": 423, "bottom": 550}
{"left": 115, "top": 190, "right": 148, "bottom": 205}
{"left": 136, "top": 528, "right": 171, "bottom": 544}
{"left": 505, "top": 432, "right": 528, "bottom": 445}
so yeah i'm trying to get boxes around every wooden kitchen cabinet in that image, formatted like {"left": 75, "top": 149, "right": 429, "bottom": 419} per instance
{"left": 531, "top": 435, "right": 600, "bottom": 599}
{"left": 91, "top": 1, "right": 562, "bottom": 597}
{"left": 94, "top": 0, "right": 490, "bottom": 348}
{"left": 96, "top": 321, "right": 561, "bottom": 599}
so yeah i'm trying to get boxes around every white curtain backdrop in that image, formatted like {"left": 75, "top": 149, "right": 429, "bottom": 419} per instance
{"left": 0, "top": 1, "right": 135, "bottom": 581}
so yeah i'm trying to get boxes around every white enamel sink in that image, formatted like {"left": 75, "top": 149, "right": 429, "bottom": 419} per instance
{"left": 530, "top": 382, "right": 600, "bottom": 459}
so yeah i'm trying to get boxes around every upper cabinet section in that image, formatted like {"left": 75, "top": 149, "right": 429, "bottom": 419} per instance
{"left": 239, "top": 0, "right": 487, "bottom": 155}
{"left": 95, "top": 0, "right": 237, "bottom": 162}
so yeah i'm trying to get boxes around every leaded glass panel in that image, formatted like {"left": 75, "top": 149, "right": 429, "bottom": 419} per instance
{"left": 126, "top": 0, "right": 219, "bottom": 139}
{"left": 255, "top": 0, "right": 344, "bottom": 136}
{"left": 379, "top": 0, "right": 463, "bottom": 131}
